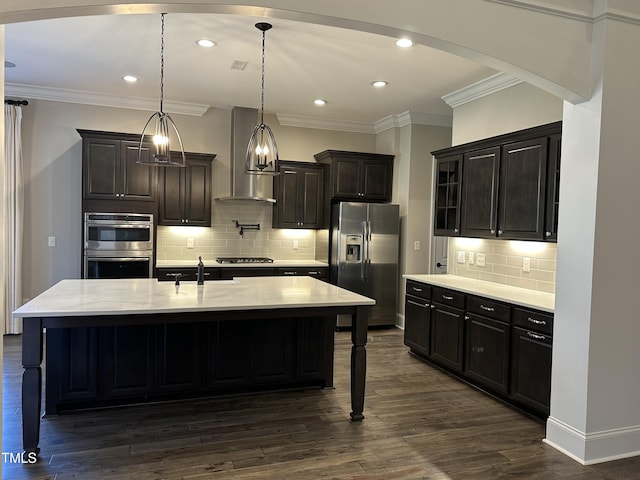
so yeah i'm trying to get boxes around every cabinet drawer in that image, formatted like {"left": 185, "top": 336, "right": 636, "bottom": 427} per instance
{"left": 277, "top": 267, "right": 327, "bottom": 278}
{"left": 513, "top": 308, "right": 553, "bottom": 336}
{"left": 432, "top": 287, "right": 465, "bottom": 309}
{"left": 466, "top": 296, "right": 511, "bottom": 323}
{"left": 156, "top": 268, "right": 220, "bottom": 282}
{"left": 406, "top": 280, "right": 431, "bottom": 300}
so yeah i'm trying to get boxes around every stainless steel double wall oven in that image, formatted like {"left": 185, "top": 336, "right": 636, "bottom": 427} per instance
{"left": 83, "top": 212, "right": 154, "bottom": 279}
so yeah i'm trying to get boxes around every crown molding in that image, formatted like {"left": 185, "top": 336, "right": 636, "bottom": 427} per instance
{"left": 276, "top": 113, "right": 376, "bottom": 134}
{"left": 3, "top": 83, "right": 210, "bottom": 116}
{"left": 487, "top": 0, "right": 640, "bottom": 26}
{"left": 277, "top": 111, "right": 452, "bottom": 134}
{"left": 373, "top": 111, "right": 452, "bottom": 133}
{"left": 441, "top": 73, "right": 523, "bottom": 109}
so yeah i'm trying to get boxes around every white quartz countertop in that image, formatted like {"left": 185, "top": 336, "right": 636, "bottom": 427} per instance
{"left": 156, "top": 260, "right": 329, "bottom": 269}
{"left": 13, "top": 277, "right": 374, "bottom": 318}
{"left": 403, "top": 274, "right": 555, "bottom": 313}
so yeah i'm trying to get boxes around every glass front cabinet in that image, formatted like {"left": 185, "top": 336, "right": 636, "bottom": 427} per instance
{"left": 433, "top": 154, "right": 462, "bottom": 236}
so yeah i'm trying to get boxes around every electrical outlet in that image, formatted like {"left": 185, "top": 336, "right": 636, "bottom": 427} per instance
{"left": 523, "top": 257, "right": 531, "bottom": 272}
{"left": 457, "top": 251, "right": 466, "bottom": 263}
{"left": 413, "top": 240, "right": 421, "bottom": 251}
{"left": 187, "top": 237, "right": 195, "bottom": 249}
{"left": 293, "top": 239, "right": 299, "bottom": 250}
{"left": 468, "top": 252, "right": 474, "bottom": 265}
{"left": 48, "top": 236, "right": 56, "bottom": 247}
{"left": 477, "top": 253, "right": 486, "bottom": 267}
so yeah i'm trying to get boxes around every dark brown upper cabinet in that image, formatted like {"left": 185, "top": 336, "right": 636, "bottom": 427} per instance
{"left": 272, "top": 161, "right": 325, "bottom": 229}
{"left": 433, "top": 121, "right": 561, "bottom": 242}
{"left": 314, "top": 150, "right": 394, "bottom": 202}
{"left": 433, "top": 154, "right": 463, "bottom": 236}
{"left": 79, "top": 130, "right": 157, "bottom": 203}
{"left": 158, "top": 152, "right": 215, "bottom": 227}
{"left": 460, "top": 146, "right": 501, "bottom": 238}
{"left": 545, "top": 134, "right": 562, "bottom": 241}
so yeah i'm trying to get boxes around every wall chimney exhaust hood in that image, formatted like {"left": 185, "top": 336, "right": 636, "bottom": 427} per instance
{"left": 215, "top": 107, "right": 276, "bottom": 203}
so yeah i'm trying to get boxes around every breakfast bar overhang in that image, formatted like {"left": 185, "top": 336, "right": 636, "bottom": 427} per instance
{"left": 13, "top": 276, "right": 375, "bottom": 455}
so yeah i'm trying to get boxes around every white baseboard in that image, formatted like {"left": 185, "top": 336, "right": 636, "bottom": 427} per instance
{"left": 545, "top": 416, "right": 640, "bottom": 465}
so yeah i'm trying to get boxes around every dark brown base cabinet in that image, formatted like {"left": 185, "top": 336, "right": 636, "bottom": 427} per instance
{"left": 464, "top": 314, "right": 510, "bottom": 394}
{"left": 403, "top": 281, "right": 432, "bottom": 357}
{"left": 429, "top": 287, "right": 465, "bottom": 373}
{"left": 45, "top": 317, "right": 334, "bottom": 414}
{"left": 404, "top": 280, "right": 554, "bottom": 418}
{"left": 155, "top": 267, "right": 328, "bottom": 282}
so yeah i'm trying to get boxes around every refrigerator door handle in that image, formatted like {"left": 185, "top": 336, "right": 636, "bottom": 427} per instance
{"left": 364, "top": 220, "right": 373, "bottom": 281}
{"left": 360, "top": 221, "right": 369, "bottom": 282}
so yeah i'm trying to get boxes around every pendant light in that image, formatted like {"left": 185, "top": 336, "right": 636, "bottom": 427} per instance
{"left": 137, "top": 13, "right": 186, "bottom": 167}
{"left": 245, "top": 22, "right": 279, "bottom": 175}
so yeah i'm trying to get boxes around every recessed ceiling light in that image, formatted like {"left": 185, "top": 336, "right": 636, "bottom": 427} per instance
{"left": 395, "top": 38, "right": 413, "bottom": 48}
{"left": 197, "top": 39, "right": 216, "bottom": 48}
{"left": 371, "top": 81, "right": 388, "bottom": 88}
{"left": 314, "top": 99, "right": 326, "bottom": 106}
{"left": 123, "top": 75, "right": 138, "bottom": 83}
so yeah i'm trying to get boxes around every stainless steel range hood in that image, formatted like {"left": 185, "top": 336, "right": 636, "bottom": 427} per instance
{"left": 215, "top": 106, "right": 276, "bottom": 203}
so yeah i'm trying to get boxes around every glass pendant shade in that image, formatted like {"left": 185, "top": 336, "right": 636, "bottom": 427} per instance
{"left": 245, "top": 22, "right": 279, "bottom": 175}
{"left": 137, "top": 13, "right": 186, "bottom": 167}
{"left": 138, "top": 111, "right": 186, "bottom": 167}
{"left": 245, "top": 122, "right": 279, "bottom": 174}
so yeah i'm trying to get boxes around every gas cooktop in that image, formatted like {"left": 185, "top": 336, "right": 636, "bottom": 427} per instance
{"left": 215, "top": 257, "right": 274, "bottom": 264}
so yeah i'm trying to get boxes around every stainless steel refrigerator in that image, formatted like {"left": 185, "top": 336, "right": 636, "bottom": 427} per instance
{"left": 329, "top": 202, "right": 400, "bottom": 328}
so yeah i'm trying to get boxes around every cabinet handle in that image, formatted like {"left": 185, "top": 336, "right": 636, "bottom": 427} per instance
{"left": 411, "top": 287, "right": 423, "bottom": 292}
{"left": 464, "top": 315, "right": 470, "bottom": 320}
{"left": 307, "top": 271, "right": 320, "bottom": 275}
{"left": 480, "top": 305, "right": 495, "bottom": 312}
{"left": 546, "top": 231, "right": 552, "bottom": 237}
{"left": 527, "top": 317, "right": 546, "bottom": 325}
{"left": 490, "top": 229, "right": 496, "bottom": 234}
{"left": 442, "top": 295, "right": 454, "bottom": 301}
{"left": 498, "top": 230, "right": 503, "bottom": 236}
{"left": 527, "top": 331, "right": 546, "bottom": 340}
{"left": 185, "top": 219, "right": 189, "bottom": 224}
{"left": 454, "top": 228, "right": 459, "bottom": 233}
{"left": 282, "top": 271, "right": 297, "bottom": 275}
{"left": 284, "top": 170, "right": 296, "bottom": 174}
{"left": 430, "top": 304, "right": 436, "bottom": 309}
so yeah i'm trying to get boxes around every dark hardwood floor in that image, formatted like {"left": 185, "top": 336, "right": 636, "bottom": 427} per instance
{"left": 3, "top": 329, "right": 640, "bottom": 479}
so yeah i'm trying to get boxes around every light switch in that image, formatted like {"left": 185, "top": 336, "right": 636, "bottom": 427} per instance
{"left": 413, "top": 240, "right": 421, "bottom": 251}
{"left": 468, "top": 252, "right": 474, "bottom": 265}
{"left": 187, "top": 237, "right": 195, "bottom": 249}
{"left": 457, "top": 251, "right": 466, "bottom": 263}
{"left": 523, "top": 257, "right": 531, "bottom": 272}
{"left": 48, "top": 236, "right": 56, "bottom": 247}
{"left": 477, "top": 253, "right": 486, "bottom": 267}
{"left": 293, "top": 239, "right": 299, "bottom": 250}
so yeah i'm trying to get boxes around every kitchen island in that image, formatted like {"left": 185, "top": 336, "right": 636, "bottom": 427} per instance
{"left": 13, "top": 276, "right": 375, "bottom": 454}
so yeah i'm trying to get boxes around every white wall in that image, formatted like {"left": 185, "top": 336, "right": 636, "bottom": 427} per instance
{"left": 452, "top": 82, "right": 564, "bottom": 144}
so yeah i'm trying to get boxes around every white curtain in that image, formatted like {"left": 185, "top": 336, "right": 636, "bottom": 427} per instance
{"left": 3, "top": 104, "right": 24, "bottom": 334}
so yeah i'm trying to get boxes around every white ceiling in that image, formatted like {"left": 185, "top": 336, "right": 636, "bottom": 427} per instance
{"left": 4, "top": 12, "right": 497, "bottom": 128}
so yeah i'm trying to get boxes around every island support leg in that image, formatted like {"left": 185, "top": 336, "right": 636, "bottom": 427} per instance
{"left": 22, "top": 318, "right": 43, "bottom": 455}
{"left": 350, "top": 306, "right": 368, "bottom": 421}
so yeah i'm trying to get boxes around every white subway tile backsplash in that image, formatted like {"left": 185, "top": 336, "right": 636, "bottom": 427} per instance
{"left": 449, "top": 238, "right": 557, "bottom": 295}
{"left": 156, "top": 201, "right": 317, "bottom": 261}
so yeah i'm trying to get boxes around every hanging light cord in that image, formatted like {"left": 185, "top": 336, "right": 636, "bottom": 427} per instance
{"left": 260, "top": 28, "right": 266, "bottom": 126}
{"left": 159, "top": 13, "right": 165, "bottom": 114}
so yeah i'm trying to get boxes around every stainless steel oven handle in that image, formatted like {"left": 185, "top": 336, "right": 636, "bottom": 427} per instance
{"left": 87, "top": 257, "right": 151, "bottom": 262}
